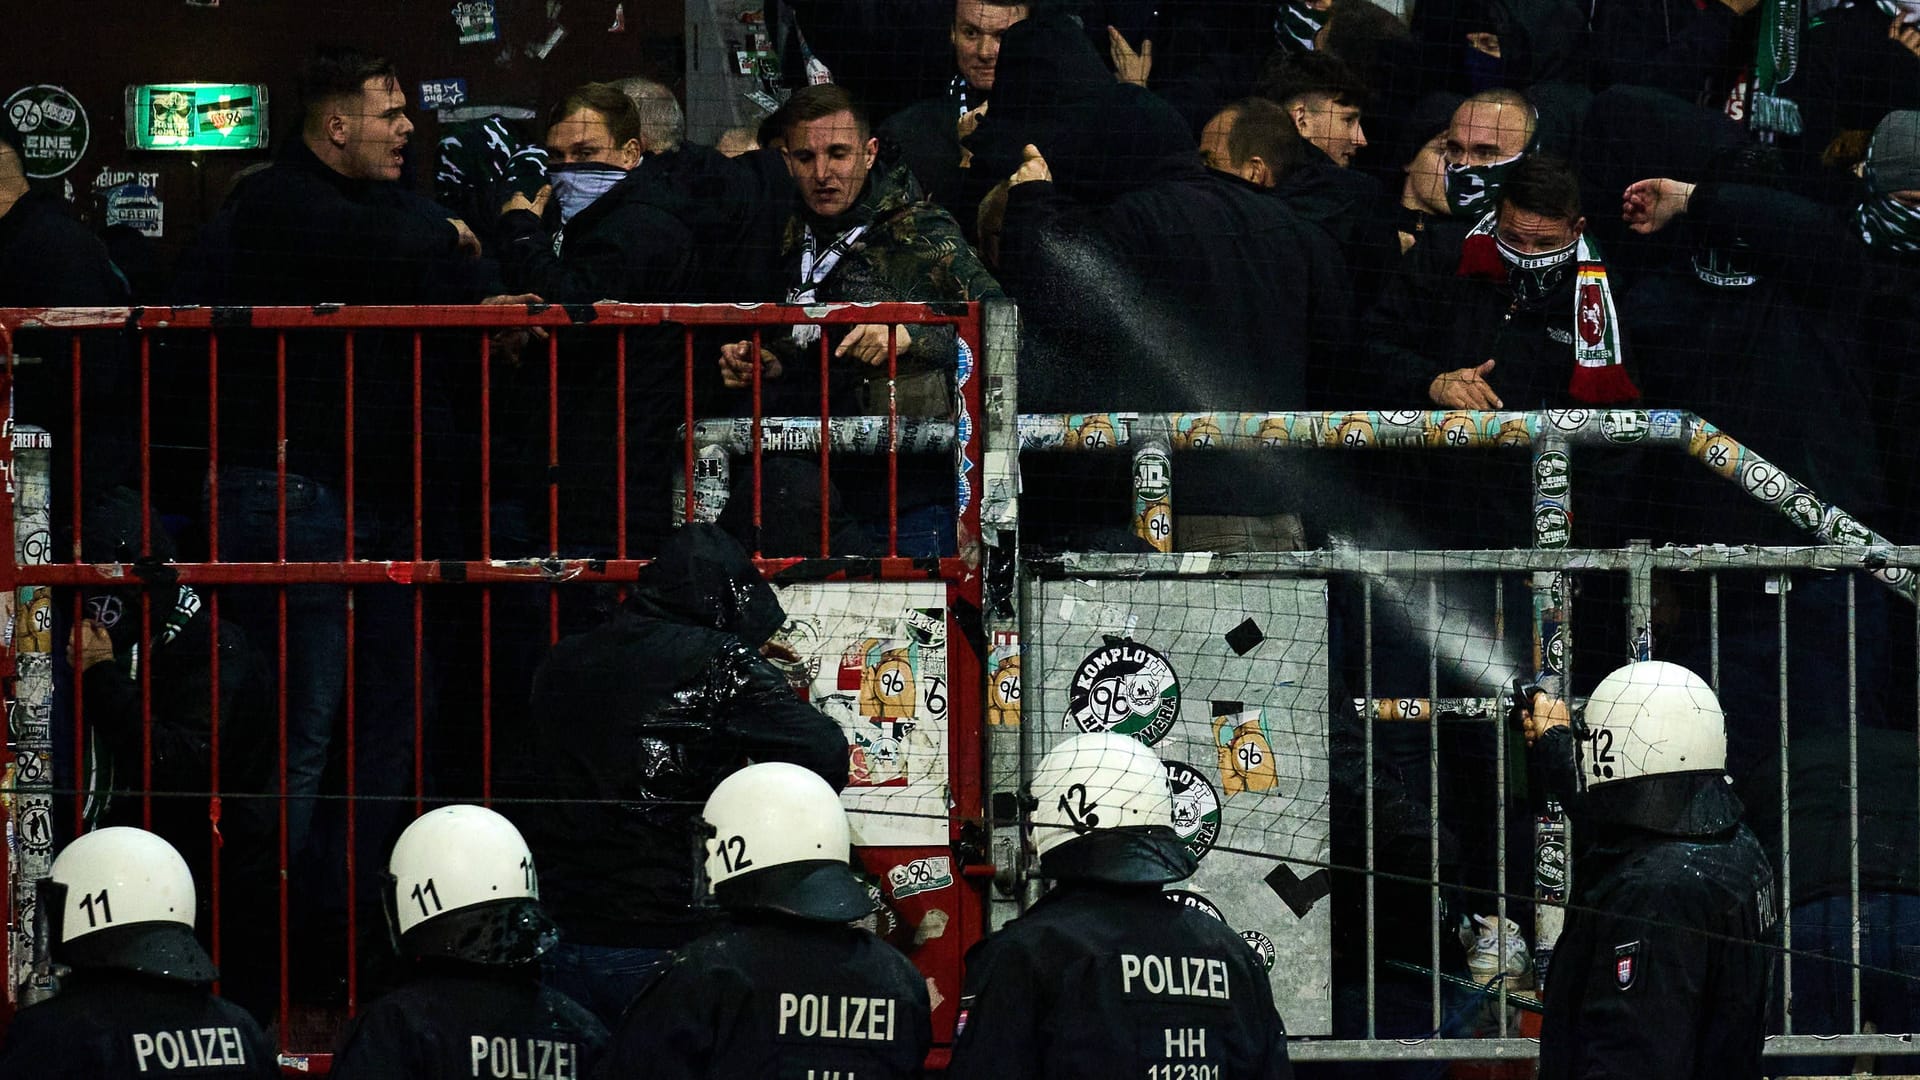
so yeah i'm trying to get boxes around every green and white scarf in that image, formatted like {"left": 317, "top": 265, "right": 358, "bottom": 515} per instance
{"left": 1751, "top": 0, "right": 1804, "bottom": 136}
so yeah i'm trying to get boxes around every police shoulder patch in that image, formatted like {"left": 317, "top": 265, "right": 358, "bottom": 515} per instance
{"left": 1613, "top": 941, "right": 1640, "bottom": 990}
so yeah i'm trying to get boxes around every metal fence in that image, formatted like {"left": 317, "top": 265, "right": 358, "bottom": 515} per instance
{"left": 3, "top": 298, "right": 1919, "bottom": 1069}
{"left": 0, "top": 301, "right": 993, "bottom": 1073}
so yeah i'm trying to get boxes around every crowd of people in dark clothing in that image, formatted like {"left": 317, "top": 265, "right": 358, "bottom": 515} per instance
{"left": 4, "top": 0, "right": 1920, "bottom": 1072}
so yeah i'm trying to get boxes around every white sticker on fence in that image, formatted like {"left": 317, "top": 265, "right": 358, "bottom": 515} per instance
{"left": 775, "top": 581, "right": 952, "bottom": 847}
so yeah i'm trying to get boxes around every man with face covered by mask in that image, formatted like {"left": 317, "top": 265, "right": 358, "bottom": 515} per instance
{"left": 1368, "top": 155, "right": 1637, "bottom": 417}
{"left": 490, "top": 82, "right": 701, "bottom": 558}
{"left": 495, "top": 82, "right": 693, "bottom": 302}
{"left": 1364, "top": 155, "right": 1637, "bottom": 556}
{"left": 1438, "top": 88, "right": 1536, "bottom": 219}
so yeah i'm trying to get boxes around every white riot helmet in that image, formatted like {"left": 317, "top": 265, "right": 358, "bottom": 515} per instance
{"left": 1028, "top": 733, "right": 1196, "bottom": 885}
{"left": 45, "top": 827, "right": 215, "bottom": 982}
{"left": 385, "top": 805, "right": 558, "bottom": 965}
{"left": 1581, "top": 661, "right": 1727, "bottom": 786}
{"left": 700, "top": 762, "right": 873, "bottom": 922}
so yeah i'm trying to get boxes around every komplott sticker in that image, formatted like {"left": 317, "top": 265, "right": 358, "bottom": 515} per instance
{"left": 1067, "top": 641, "right": 1181, "bottom": 745}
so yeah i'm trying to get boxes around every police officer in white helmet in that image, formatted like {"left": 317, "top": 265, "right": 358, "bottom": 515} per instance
{"left": 947, "top": 733, "right": 1294, "bottom": 1080}
{"left": 331, "top": 805, "right": 607, "bottom": 1078}
{"left": 0, "top": 827, "right": 276, "bottom": 1078}
{"left": 1520, "top": 660, "right": 1777, "bottom": 1079}
{"left": 599, "top": 762, "right": 931, "bottom": 1078}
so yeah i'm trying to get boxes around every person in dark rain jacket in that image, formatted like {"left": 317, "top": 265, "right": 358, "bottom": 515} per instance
{"left": 507, "top": 524, "right": 849, "bottom": 1026}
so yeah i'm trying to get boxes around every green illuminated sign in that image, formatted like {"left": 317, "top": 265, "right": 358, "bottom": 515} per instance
{"left": 124, "top": 83, "right": 268, "bottom": 151}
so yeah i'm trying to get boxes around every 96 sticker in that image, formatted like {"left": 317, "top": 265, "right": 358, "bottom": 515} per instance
{"left": 887, "top": 856, "right": 954, "bottom": 900}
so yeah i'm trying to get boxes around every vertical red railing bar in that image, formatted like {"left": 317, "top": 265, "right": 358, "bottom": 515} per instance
{"left": 750, "top": 329, "right": 764, "bottom": 553}
{"left": 615, "top": 330, "right": 628, "bottom": 561}
{"left": 886, "top": 325, "right": 898, "bottom": 558}
{"left": 69, "top": 320, "right": 88, "bottom": 835}
{"left": 68, "top": 335, "right": 82, "bottom": 581}
{"left": 206, "top": 331, "right": 222, "bottom": 975}
{"left": 818, "top": 332, "right": 831, "bottom": 557}
{"left": 546, "top": 333, "right": 559, "bottom": 645}
{"left": 274, "top": 331, "right": 290, "bottom": 1031}
{"left": 139, "top": 598, "right": 153, "bottom": 831}
{"left": 411, "top": 332, "right": 424, "bottom": 818}
{"left": 69, "top": 594, "right": 83, "bottom": 837}
{"left": 479, "top": 332, "right": 493, "bottom": 805}
{"left": 343, "top": 331, "right": 359, "bottom": 1015}
{"left": 138, "top": 335, "right": 156, "bottom": 827}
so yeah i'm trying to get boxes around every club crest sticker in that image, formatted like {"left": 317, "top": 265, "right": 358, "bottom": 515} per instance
{"left": 1241, "top": 930, "right": 1278, "bottom": 972}
{"left": 1067, "top": 641, "right": 1181, "bottom": 745}
{"left": 1166, "top": 761, "right": 1222, "bottom": 859}
{"left": 887, "top": 856, "right": 954, "bottom": 901}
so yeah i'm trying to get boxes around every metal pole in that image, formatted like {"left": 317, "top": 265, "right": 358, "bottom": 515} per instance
{"left": 1531, "top": 432, "right": 1573, "bottom": 987}
{"left": 1779, "top": 575, "right": 1793, "bottom": 1034}
{"left": 1132, "top": 423, "right": 1172, "bottom": 553}
{"left": 1363, "top": 578, "right": 1377, "bottom": 1039}
{"left": 1847, "top": 574, "right": 1860, "bottom": 1033}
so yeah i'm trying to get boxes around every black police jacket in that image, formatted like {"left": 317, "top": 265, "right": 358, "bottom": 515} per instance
{"left": 330, "top": 965, "right": 607, "bottom": 1080}
{"left": 947, "top": 883, "right": 1294, "bottom": 1080}
{"left": 0, "top": 970, "right": 277, "bottom": 1079}
{"left": 506, "top": 525, "right": 850, "bottom": 948}
{"left": 1536, "top": 728, "right": 1778, "bottom": 1079}
{"left": 598, "top": 914, "right": 931, "bottom": 1079}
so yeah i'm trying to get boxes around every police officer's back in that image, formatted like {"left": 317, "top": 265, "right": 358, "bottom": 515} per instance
{"left": 330, "top": 805, "right": 607, "bottom": 1079}
{"left": 1523, "top": 661, "right": 1777, "bottom": 1079}
{"left": 600, "top": 762, "right": 931, "bottom": 1079}
{"left": 947, "top": 734, "right": 1294, "bottom": 1080}
{"left": 0, "top": 827, "right": 276, "bottom": 1079}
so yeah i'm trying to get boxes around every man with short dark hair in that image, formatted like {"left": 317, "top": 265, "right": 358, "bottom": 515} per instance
{"left": 1261, "top": 52, "right": 1370, "bottom": 167}
{"left": 213, "top": 45, "right": 478, "bottom": 945}
{"left": 879, "top": 0, "right": 1031, "bottom": 223}
{"left": 1199, "top": 97, "right": 1307, "bottom": 187}
{"left": 715, "top": 84, "right": 1000, "bottom": 556}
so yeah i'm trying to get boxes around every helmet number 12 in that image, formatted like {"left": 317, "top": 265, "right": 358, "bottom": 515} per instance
{"left": 410, "top": 879, "right": 443, "bottom": 918}
{"left": 718, "top": 834, "right": 754, "bottom": 874}
{"left": 1589, "top": 728, "right": 1616, "bottom": 780}
{"left": 77, "top": 888, "right": 113, "bottom": 928}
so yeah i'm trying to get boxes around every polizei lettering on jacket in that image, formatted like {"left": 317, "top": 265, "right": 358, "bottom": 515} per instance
{"left": 1120, "top": 954, "right": 1233, "bottom": 1000}
{"left": 130, "top": 1027, "right": 248, "bottom": 1072}
{"left": 466, "top": 1035, "right": 580, "bottom": 1079}
{"left": 776, "top": 993, "right": 899, "bottom": 1041}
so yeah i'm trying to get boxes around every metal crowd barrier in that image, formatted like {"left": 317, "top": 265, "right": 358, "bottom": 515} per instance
{"left": 0, "top": 302, "right": 993, "bottom": 1073}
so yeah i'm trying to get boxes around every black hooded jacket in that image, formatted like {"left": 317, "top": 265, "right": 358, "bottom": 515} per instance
{"left": 507, "top": 525, "right": 848, "bottom": 948}
{"left": 1533, "top": 727, "right": 1777, "bottom": 1080}
{"left": 1001, "top": 83, "right": 1352, "bottom": 526}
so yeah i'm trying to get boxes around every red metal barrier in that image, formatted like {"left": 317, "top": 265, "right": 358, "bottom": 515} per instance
{"left": 0, "top": 302, "right": 989, "bottom": 1074}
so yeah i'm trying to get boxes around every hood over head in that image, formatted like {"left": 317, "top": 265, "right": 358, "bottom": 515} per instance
{"left": 965, "top": 10, "right": 1119, "bottom": 184}
{"left": 1044, "top": 82, "right": 1205, "bottom": 204}
{"left": 630, "top": 523, "right": 785, "bottom": 645}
